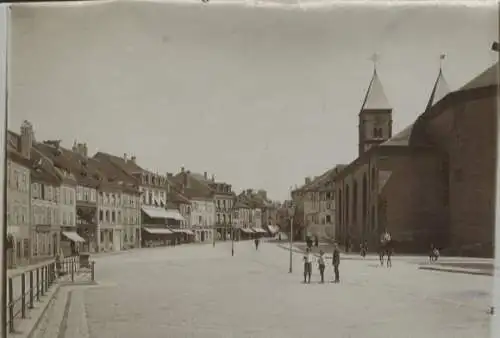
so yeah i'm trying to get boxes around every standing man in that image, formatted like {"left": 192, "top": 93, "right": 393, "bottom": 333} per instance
{"left": 254, "top": 238, "right": 260, "bottom": 251}
{"left": 317, "top": 250, "right": 326, "bottom": 283}
{"left": 332, "top": 242, "right": 341, "bottom": 283}
{"left": 303, "top": 248, "right": 313, "bottom": 284}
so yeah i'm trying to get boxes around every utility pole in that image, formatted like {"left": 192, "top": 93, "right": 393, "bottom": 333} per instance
{"left": 288, "top": 204, "right": 295, "bottom": 273}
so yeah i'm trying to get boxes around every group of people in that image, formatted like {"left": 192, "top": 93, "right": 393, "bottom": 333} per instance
{"left": 302, "top": 243, "right": 341, "bottom": 284}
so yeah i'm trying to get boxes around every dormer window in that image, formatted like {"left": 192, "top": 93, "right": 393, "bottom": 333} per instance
{"left": 81, "top": 171, "right": 87, "bottom": 177}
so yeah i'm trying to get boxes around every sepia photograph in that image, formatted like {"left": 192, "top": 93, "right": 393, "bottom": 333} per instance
{"left": 0, "top": 0, "right": 499, "bottom": 337}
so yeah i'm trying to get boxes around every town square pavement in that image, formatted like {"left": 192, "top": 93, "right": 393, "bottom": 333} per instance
{"left": 37, "top": 240, "right": 493, "bottom": 338}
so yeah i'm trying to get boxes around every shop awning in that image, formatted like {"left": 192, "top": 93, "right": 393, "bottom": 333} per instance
{"left": 240, "top": 228, "right": 254, "bottom": 234}
{"left": 142, "top": 206, "right": 171, "bottom": 219}
{"left": 268, "top": 225, "right": 280, "bottom": 234}
{"left": 165, "top": 209, "right": 185, "bottom": 221}
{"left": 143, "top": 227, "right": 174, "bottom": 235}
{"left": 169, "top": 229, "right": 184, "bottom": 234}
{"left": 252, "top": 228, "right": 267, "bottom": 234}
{"left": 62, "top": 231, "right": 86, "bottom": 243}
{"left": 183, "top": 230, "right": 195, "bottom": 236}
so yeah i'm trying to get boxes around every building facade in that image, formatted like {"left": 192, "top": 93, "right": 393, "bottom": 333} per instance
{"left": 30, "top": 156, "right": 61, "bottom": 262}
{"left": 171, "top": 169, "right": 215, "bottom": 243}
{"left": 335, "top": 61, "right": 497, "bottom": 257}
{"left": 6, "top": 122, "right": 34, "bottom": 267}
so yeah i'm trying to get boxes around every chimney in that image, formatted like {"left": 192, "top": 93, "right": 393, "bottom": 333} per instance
{"left": 211, "top": 174, "right": 215, "bottom": 182}
{"left": 305, "top": 177, "right": 311, "bottom": 185}
{"left": 83, "top": 143, "right": 88, "bottom": 157}
{"left": 204, "top": 171, "right": 208, "bottom": 180}
{"left": 246, "top": 189, "right": 253, "bottom": 196}
{"left": 20, "top": 121, "right": 33, "bottom": 159}
{"left": 123, "top": 153, "right": 128, "bottom": 162}
{"left": 166, "top": 172, "right": 173, "bottom": 178}
{"left": 183, "top": 173, "right": 189, "bottom": 188}
{"left": 131, "top": 156, "right": 136, "bottom": 163}
{"left": 181, "top": 166, "right": 185, "bottom": 173}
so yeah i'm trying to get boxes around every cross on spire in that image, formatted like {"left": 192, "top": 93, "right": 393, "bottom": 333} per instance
{"left": 439, "top": 54, "right": 446, "bottom": 71}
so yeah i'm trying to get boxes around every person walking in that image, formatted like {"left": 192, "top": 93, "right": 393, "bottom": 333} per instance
{"left": 332, "top": 243, "right": 340, "bottom": 283}
{"left": 303, "top": 248, "right": 313, "bottom": 284}
{"left": 317, "top": 250, "right": 326, "bottom": 283}
{"left": 254, "top": 238, "right": 260, "bottom": 251}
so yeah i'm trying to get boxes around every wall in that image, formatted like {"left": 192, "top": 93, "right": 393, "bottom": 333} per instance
{"left": 426, "top": 93, "right": 496, "bottom": 256}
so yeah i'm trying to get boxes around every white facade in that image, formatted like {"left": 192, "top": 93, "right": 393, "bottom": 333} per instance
{"left": 250, "top": 208, "right": 263, "bottom": 229}
{"left": 190, "top": 199, "right": 215, "bottom": 243}
{"left": 98, "top": 190, "right": 140, "bottom": 252}
{"left": 235, "top": 207, "right": 251, "bottom": 229}
{"left": 60, "top": 184, "right": 76, "bottom": 228}
{"left": 31, "top": 181, "right": 59, "bottom": 259}
{"left": 121, "top": 191, "right": 141, "bottom": 249}
{"left": 303, "top": 190, "right": 336, "bottom": 240}
{"left": 7, "top": 159, "right": 31, "bottom": 265}
{"left": 140, "top": 186, "right": 167, "bottom": 207}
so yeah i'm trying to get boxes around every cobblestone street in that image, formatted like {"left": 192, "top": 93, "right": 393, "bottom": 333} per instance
{"left": 47, "top": 241, "right": 488, "bottom": 338}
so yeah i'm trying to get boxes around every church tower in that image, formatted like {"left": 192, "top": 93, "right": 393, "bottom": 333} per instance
{"left": 358, "top": 59, "right": 393, "bottom": 156}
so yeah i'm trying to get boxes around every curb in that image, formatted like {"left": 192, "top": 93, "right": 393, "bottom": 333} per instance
{"left": 23, "top": 284, "right": 61, "bottom": 338}
{"left": 418, "top": 266, "right": 493, "bottom": 276}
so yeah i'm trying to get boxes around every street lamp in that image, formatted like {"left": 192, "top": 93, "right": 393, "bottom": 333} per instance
{"left": 288, "top": 205, "right": 295, "bottom": 273}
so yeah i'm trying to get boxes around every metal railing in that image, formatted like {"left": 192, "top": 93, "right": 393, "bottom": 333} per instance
{"left": 6, "top": 256, "right": 95, "bottom": 333}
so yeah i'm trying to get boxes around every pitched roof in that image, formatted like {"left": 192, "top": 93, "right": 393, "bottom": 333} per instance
{"left": 168, "top": 189, "right": 191, "bottom": 205}
{"left": 35, "top": 142, "right": 102, "bottom": 188}
{"left": 30, "top": 148, "right": 62, "bottom": 185}
{"left": 93, "top": 152, "right": 144, "bottom": 175}
{"left": 171, "top": 172, "right": 214, "bottom": 200}
{"left": 461, "top": 62, "right": 498, "bottom": 90}
{"left": 7, "top": 149, "right": 31, "bottom": 168}
{"left": 360, "top": 69, "right": 391, "bottom": 111}
{"left": 380, "top": 124, "right": 414, "bottom": 147}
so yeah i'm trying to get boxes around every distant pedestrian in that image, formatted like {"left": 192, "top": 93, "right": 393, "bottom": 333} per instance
{"left": 317, "top": 250, "right": 326, "bottom": 283}
{"left": 360, "top": 241, "right": 367, "bottom": 258}
{"left": 303, "top": 248, "right": 313, "bottom": 283}
{"left": 306, "top": 237, "right": 313, "bottom": 250}
{"left": 254, "top": 238, "right": 260, "bottom": 250}
{"left": 429, "top": 244, "right": 439, "bottom": 262}
{"left": 314, "top": 236, "right": 319, "bottom": 248}
{"left": 332, "top": 243, "right": 340, "bottom": 283}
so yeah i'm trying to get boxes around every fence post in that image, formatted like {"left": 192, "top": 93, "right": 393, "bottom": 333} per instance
{"left": 29, "top": 270, "right": 34, "bottom": 309}
{"left": 36, "top": 268, "right": 40, "bottom": 301}
{"left": 21, "top": 273, "right": 26, "bottom": 319}
{"left": 91, "top": 261, "right": 95, "bottom": 282}
{"left": 45, "top": 266, "right": 49, "bottom": 291}
{"left": 8, "top": 277, "right": 14, "bottom": 333}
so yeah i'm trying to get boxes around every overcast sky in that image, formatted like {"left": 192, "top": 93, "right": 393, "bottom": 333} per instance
{"left": 6, "top": 1, "right": 498, "bottom": 200}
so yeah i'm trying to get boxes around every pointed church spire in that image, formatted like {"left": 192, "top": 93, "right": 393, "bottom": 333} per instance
{"left": 426, "top": 54, "right": 450, "bottom": 111}
{"left": 360, "top": 54, "right": 391, "bottom": 111}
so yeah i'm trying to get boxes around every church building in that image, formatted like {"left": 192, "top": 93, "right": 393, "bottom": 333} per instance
{"left": 334, "top": 55, "right": 497, "bottom": 257}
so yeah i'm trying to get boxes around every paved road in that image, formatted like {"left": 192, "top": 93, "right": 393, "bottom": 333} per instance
{"left": 53, "top": 241, "right": 493, "bottom": 338}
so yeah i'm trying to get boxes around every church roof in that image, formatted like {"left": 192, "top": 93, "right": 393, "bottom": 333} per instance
{"left": 380, "top": 124, "right": 414, "bottom": 147}
{"left": 461, "top": 62, "right": 498, "bottom": 90}
{"left": 360, "top": 69, "right": 391, "bottom": 111}
{"left": 426, "top": 69, "right": 450, "bottom": 111}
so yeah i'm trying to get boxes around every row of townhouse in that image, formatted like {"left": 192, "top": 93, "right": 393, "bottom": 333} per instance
{"left": 6, "top": 121, "right": 280, "bottom": 266}
{"left": 290, "top": 165, "right": 345, "bottom": 241}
